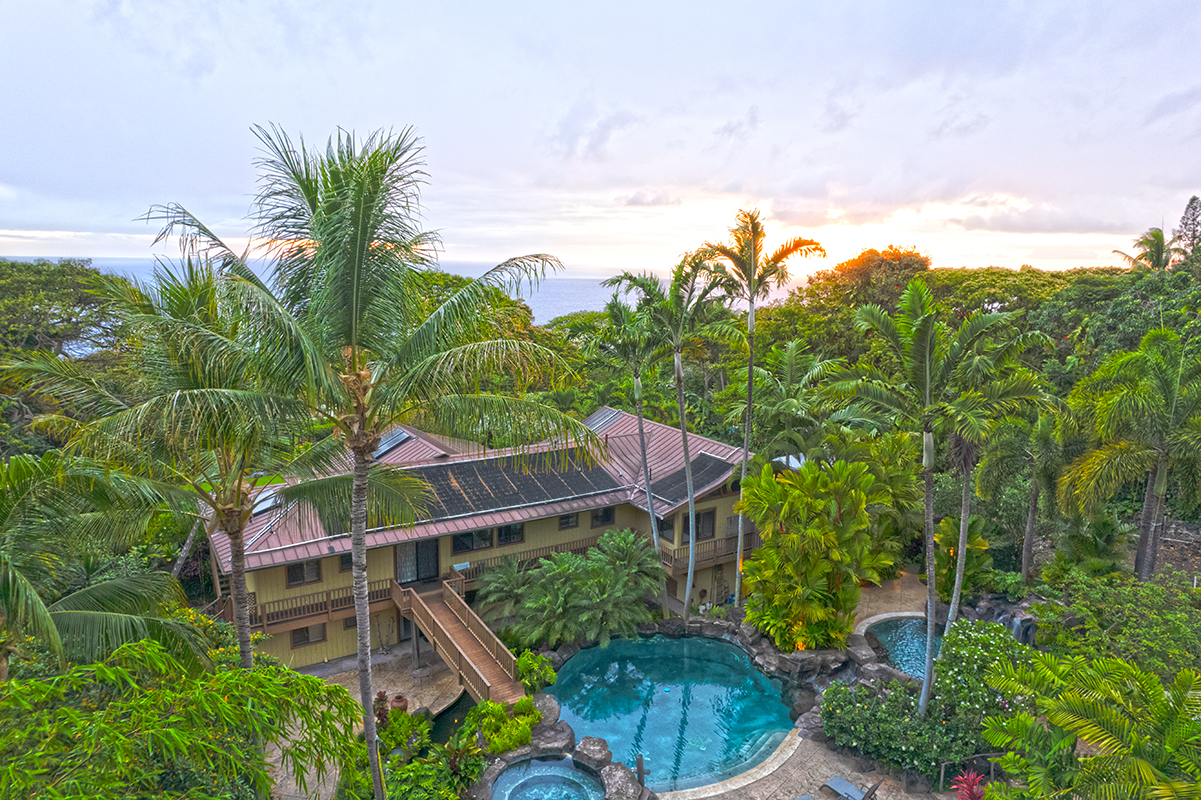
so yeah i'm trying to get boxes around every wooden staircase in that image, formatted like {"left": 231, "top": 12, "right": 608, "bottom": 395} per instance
{"left": 419, "top": 588, "right": 524, "bottom": 705}
{"left": 394, "top": 574, "right": 524, "bottom": 705}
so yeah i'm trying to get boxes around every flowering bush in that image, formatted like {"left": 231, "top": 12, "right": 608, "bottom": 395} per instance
{"left": 171, "top": 606, "right": 281, "bottom": 669}
{"left": 822, "top": 620, "right": 1035, "bottom": 781}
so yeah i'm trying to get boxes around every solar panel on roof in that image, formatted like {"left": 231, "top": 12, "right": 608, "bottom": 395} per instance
{"left": 374, "top": 428, "right": 412, "bottom": 458}
{"left": 583, "top": 407, "right": 623, "bottom": 433}
{"left": 649, "top": 454, "right": 733, "bottom": 506}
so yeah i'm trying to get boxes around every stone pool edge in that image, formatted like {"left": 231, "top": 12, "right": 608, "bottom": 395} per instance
{"left": 658, "top": 728, "right": 802, "bottom": 800}
{"left": 853, "top": 611, "right": 926, "bottom": 635}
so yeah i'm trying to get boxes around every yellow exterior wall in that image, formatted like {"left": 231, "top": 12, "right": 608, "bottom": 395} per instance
{"left": 245, "top": 547, "right": 395, "bottom": 605}
{"left": 258, "top": 608, "right": 405, "bottom": 669}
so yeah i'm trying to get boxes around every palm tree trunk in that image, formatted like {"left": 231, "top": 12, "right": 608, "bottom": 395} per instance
{"left": 226, "top": 527, "right": 254, "bottom": 670}
{"left": 945, "top": 465, "right": 973, "bottom": 633}
{"left": 918, "top": 430, "right": 937, "bottom": 717}
{"left": 172, "top": 517, "right": 204, "bottom": 579}
{"left": 1021, "top": 477, "right": 1038, "bottom": 581}
{"left": 733, "top": 298, "right": 754, "bottom": 608}
{"left": 676, "top": 352, "right": 698, "bottom": 623}
{"left": 352, "top": 447, "right": 386, "bottom": 800}
{"left": 1134, "top": 463, "right": 1159, "bottom": 579}
{"left": 635, "top": 385, "right": 669, "bottom": 619}
{"left": 1139, "top": 457, "right": 1169, "bottom": 581}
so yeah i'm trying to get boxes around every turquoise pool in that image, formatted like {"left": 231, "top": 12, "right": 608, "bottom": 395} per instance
{"left": 548, "top": 635, "right": 792, "bottom": 792}
{"left": 867, "top": 617, "right": 941, "bottom": 678}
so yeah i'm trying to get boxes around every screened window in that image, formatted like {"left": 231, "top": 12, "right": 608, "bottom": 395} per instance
{"left": 344, "top": 616, "right": 357, "bottom": 629}
{"left": 340, "top": 553, "right": 353, "bottom": 572}
{"left": 291, "top": 623, "right": 326, "bottom": 647}
{"left": 682, "top": 510, "right": 716, "bottom": 542}
{"left": 590, "top": 507, "right": 615, "bottom": 528}
{"left": 497, "top": 523, "right": 524, "bottom": 546}
{"left": 287, "top": 560, "right": 322, "bottom": 587}
{"left": 452, "top": 530, "right": 493, "bottom": 554}
{"left": 558, "top": 513, "right": 579, "bottom": 530}
{"left": 658, "top": 516, "right": 675, "bottom": 541}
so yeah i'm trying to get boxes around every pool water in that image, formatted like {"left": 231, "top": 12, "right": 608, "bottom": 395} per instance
{"left": 492, "top": 757, "right": 605, "bottom": 800}
{"left": 548, "top": 635, "right": 792, "bottom": 792}
{"left": 867, "top": 617, "right": 941, "bottom": 678}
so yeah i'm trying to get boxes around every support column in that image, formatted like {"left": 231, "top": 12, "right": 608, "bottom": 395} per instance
{"left": 411, "top": 620, "right": 420, "bottom": 670}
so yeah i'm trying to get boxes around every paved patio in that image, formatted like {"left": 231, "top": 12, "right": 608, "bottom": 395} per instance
{"left": 854, "top": 566, "right": 928, "bottom": 632}
{"left": 663, "top": 733, "right": 939, "bottom": 800}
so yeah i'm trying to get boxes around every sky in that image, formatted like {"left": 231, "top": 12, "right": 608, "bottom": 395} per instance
{"left": 2, "top": 1, "right": 1200, "bottom": 285}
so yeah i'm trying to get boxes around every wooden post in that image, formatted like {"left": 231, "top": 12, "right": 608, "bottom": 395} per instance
{"left": 411, "top": 619, "right": 420, "bottom": 669}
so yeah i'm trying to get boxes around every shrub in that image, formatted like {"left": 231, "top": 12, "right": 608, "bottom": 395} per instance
{"left": 516, "top": 650, "right": 557, "bottom": 695}
{"left": 463, "top": 698, "right": 542, "bottom": 755}
{"left": 929, "top": 516, "right": 993, "bottom": 603}
{"left": 989, "top": 570, "right": 1026, "bottom": 602}
{"left": 822, "top": 620, "right": 1036, "bottom": 781}
{"left": 379, "top": 710, "right": 431, "bottom": 763}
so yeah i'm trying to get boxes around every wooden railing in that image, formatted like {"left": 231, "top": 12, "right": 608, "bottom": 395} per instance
{"left": 453, "top": 535, "right": 601, "bottom": 585}
{"left": 404, "top": 586, "right": 493, "bottom": 702}
{"left": 659, "top": 530, "right": 763, "bottom": 573}
{"left": 445, "top": 565, "right": 466, "bottom": 597}
{"left": 236, "top": 579, "right": 394, "bottom": 630}
{"left": 442, "top": 579, "right": 517, "bottom": 681}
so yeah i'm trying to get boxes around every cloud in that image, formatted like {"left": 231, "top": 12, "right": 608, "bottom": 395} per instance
{"left": 549, "top": 102, "right": 641, "bottom": 161}
{"left": 1144, "top": 84, "right": 1201, "bottom": 126}
{"left": 618, "top": 189, "right": 680, "bottom": 207}
{"left": 714, "top": 106, "right": 760, "bottom": 142}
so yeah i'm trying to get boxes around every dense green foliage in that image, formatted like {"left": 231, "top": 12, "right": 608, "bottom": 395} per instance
{"left": 984, "top": 653, "right": 1200, "bottom": 799}
{"left": 0, "top": 640, "right": 360, "bottom": 799}
{"left": 516, "top": 650, "right": 557, "bottom": 694}
{"left": 822, "top": 622, "right": 1033, "bottom": 780}
{"left": 930, "top": 516, "right": 993, "bottom": 603}
{"left": 478, "top": 528, "right": 665, "bottom": 649}
{"left": 1035, "top": 569, "right": 1201, "bottom": 681}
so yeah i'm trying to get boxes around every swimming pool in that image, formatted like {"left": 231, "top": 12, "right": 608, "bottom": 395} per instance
{"left": 867, "top": 617, "right": 941, "bottom": 678}
{"left": 492, "top": 757, "right": 605, "bottom": 800}
{"left": 547, "top": 635, "right": 793, "bottom": 792}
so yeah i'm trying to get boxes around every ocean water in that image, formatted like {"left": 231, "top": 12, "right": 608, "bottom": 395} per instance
{"left": 4, "top": 256, "right": 614, "bottom": 325}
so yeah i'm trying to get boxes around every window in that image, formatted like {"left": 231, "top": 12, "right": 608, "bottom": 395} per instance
{"left": 344, "top": 616, "right": 357, "bottom": 629}
{"left": 558, "top": 513, "right": 579, "bottom": 530}
{"left": 452, "top": 529, "right": 493, "bottom": 554}
{"left": 497, "top": 523, "right": 524, "bottom": 546}
{"left": 291, "top": 623, "right": 326, "bottom": 648}
{"left": 726, "top": 515, "right": 758, "bottom": 537}
{"left": 658, "top": 516, "right": 675, "bottom": 541}
{"left": 286, "top": 559, "right": 322, "bottom": 587}
{"left": 339, "top": 553, "right": 353, "bottom": 572}
{"left": 682, "top": 510, "right": 716, "bottom": 542}
{"left": 590, "top": 507, "right": 615, "bottom": 528}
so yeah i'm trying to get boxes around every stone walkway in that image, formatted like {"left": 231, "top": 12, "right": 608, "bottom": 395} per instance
{"left": 662, "top": 733, "right": 935, "bottom": 800}
{"left": 854, "top": 566, "right": 928, "bottom": 632}
{"left": 270, "top": 647, "right": 463, "bottom": 800}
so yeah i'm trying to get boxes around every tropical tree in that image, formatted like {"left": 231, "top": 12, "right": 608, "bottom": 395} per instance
{"left": 738, "top": 460, "right": 893, "bottom": 650}
{"left": 143, "top": 126, "right": 598, "bottom": 799}
{"left": 474, "top": 557, "right": 534, "bottom": 623}
{"left": 0, "top": 260, "right": 410, "bottom": 678}
{"left": 587, "top": 295, "right": 668, "bottom": 615}
{"left": 1112, "top": 227, "right": 1186, "bottom": 271}
{"left": 930, "top": 515, "right": 992, "bottom": 604}
{"left": 0, "top": 639, "right": 362, "bottom": 799}
{"left": 0, "top": 450, "right": 207, "bottom": 681}
{"left": 605, "top": 257, "right": 733, "bottom": 620}
{"left": 703, "top": 209, "right": 825, "bottom": 605}
{"left": 986, "top": 654, "right": 1201, "bottom": 800}
{"left": 840, "top": 278, "right": 1036, "bottom": 715}
{"left": 977, "top": 410, "right": 1064, "bottom": 580}
{"left": 1059, "top": 327, "right": 1201, "bottom": 580}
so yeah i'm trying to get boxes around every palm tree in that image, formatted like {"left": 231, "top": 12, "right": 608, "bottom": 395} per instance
{"left": 2, "top": 261, "right": 411, "bottom": 677}
{"left": 703, "top": 210, "right": 825, "bottom": 605}
{"left": 0, "top": 451, "right": 207, "bottom": 680}
{"left": 840, "top": 278, "right": 1036, "bottom": 715}
{"left": 1059, "top": 327, "right": 1201, "bottom": 580}
{"left": 987, "top": 654, "right": 1201, "bottom": 800}
{"left": 605, "top": 257, "right": 733, "bottom": 621}
{"left": 149, "top": 126, "right": 598, "bottom": 798}
{"left": 977, "top": 411, "right": 1063, "bottom": 580}
{"left": 725, "top": 341, "right": 869, "bottom": 465}
{"left": 1112, "top": 227, "right": 1186, "bottom": 271}
{"left": 588, "top": 295, "right": 669, "bottom": 615}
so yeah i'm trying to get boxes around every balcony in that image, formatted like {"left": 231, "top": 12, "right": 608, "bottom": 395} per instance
{"left": 658, "top": 530, "right": 762, "bottom": 573}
